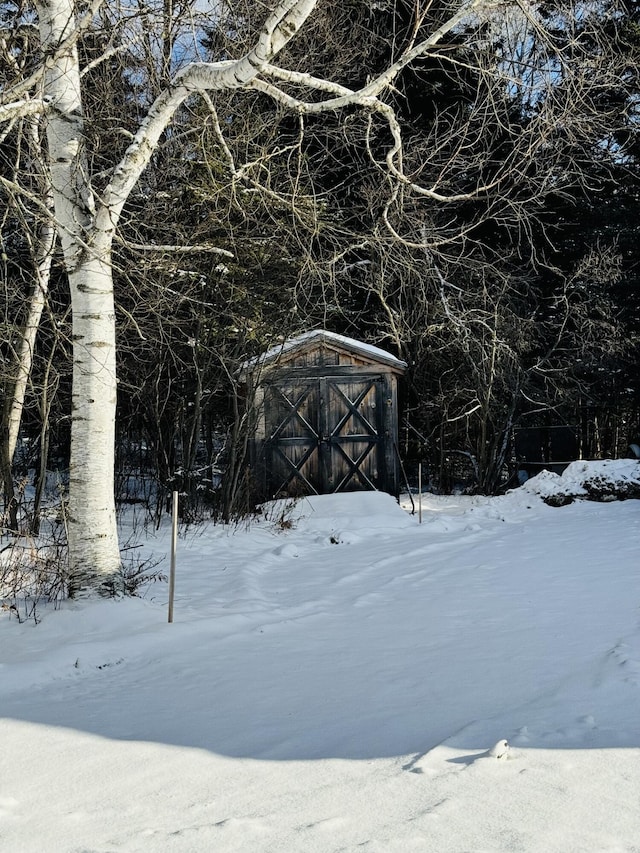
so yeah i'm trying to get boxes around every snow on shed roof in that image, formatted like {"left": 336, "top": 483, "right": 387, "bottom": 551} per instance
{"left": 242, "top": 329, "right": 407, "bottom": 372}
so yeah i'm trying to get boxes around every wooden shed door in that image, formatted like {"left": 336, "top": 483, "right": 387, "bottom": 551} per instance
{"left": 264, "top": 375, "right": 385, "bottom": 496}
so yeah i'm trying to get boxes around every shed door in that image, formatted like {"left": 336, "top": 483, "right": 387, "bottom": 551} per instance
{"left": 264, "top": 375, "right": 385, "bottom": 496}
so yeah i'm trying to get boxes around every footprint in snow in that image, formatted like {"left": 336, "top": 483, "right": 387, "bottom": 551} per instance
{"left": 273, "top": 543, "right": 299, "bottom": 558}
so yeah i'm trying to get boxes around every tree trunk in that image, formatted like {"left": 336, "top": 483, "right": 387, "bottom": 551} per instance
{"left": 1, "top": 125, "right": 54, "bottom": 525}
{"left": 6, "top": 223, "right": 54, "bottom": 465}
{"left": 66, "top": 250, "right": 121, "bottom": 594}
{"left": 6, "top": 116, "right": 56, "bottom": 468}
{"left": 0, "top": 420, "right": 18, "bottom": 533}
{"left": 38, "top": 0, "right": 122, "bottom": 593}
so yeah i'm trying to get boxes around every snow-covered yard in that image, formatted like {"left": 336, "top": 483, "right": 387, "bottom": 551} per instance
{"left": 2, "top": 462, "right": 640, "bottom": 851}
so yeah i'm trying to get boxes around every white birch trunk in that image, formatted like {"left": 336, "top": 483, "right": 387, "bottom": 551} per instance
{"left": 7, "top": 207, "right": 55, "bottom": 466}
{"left": 66, "top": 246, "right": 121, "bottom": 593}
{"left": 37, "top": 0, "right": 121, "bottom": 593}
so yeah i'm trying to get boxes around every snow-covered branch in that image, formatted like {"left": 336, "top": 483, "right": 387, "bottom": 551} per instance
{"left": 101, "top": 1, "right": 319, "bottom": 228}
{"left": 0, "top": 98, "right": 49, "bottom": 123}
{"left": 248, "top": 76, "right": 500, "bottom": 204}
{"left": 117, "top": 238, "right": 234, "bottom": 258}
{"left": 247, "top": 1, "right": 506, "bottom": 204}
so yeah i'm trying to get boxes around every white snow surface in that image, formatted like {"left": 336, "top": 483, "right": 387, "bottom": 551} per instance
{"left": 2, "top": 479, "right": 640, "bottom": 851}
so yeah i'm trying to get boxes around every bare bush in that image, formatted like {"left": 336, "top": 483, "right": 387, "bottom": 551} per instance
{"left": 0, "top": 529, "right": 68, "bottom": 623}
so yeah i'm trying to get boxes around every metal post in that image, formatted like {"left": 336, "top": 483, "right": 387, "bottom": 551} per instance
{"left": 168, "top": 490, "right": 178, "bottom": 623}
{"left": 418, "top": 462, "right": 423, "bottom": 524}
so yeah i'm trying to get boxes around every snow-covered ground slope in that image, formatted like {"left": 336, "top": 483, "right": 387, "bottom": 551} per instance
{"left": 2, "top": 465, "right": 640, "bottom": 852}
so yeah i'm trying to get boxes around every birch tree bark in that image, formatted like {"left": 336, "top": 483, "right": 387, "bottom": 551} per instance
{"left": 34, "top": 0, "right": 118, "bottom": 592}
{"left": 5, "top": 121, "right": 56, "bottom": 469}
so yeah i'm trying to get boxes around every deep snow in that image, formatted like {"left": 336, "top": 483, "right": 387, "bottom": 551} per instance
{"left": 2, "top": 467, "right": 640, "bottom": 852}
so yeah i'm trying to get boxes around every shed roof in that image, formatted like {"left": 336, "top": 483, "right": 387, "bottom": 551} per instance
{"left": 242, "top": 329, "right": 407, "bottom": 373}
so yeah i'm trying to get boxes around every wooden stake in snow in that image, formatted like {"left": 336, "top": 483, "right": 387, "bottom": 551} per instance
{"left": 168, "top": 491, "right": 178, "bottom": 623}
{"left": 418, "top": 462, "right": 423, "bottom": 524}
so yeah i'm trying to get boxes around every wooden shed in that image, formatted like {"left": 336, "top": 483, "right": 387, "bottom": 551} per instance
{"left": 243, "top": 330, "right": 407, "bottom": 499}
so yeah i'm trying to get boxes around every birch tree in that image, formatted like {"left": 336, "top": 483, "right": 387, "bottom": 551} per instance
{"left": 0, "top": 0, "right": 627, "bottom": 592}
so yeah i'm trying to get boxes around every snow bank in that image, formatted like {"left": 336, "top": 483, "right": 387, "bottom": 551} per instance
{"left": 263, "top": 491, "right": 413, "bottom": 540}
{"left": 519, "top": 458, "right": 640, "bottom": 506}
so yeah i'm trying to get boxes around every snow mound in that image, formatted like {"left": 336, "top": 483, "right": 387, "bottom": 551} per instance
{"left": 262, "top": 491, "right": 414, "bottom": 536}
{"left": 520, "top": 458, "right": 640, "bottom": 506}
